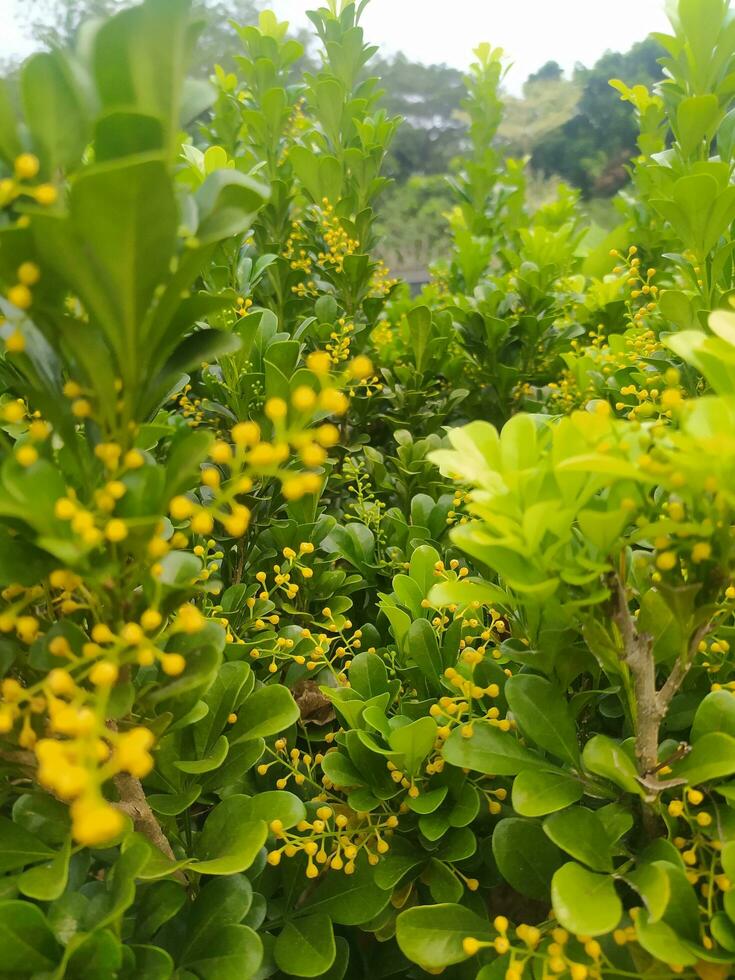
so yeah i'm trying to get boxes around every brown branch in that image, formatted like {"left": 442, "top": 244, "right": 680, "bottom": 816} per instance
{"left": 113, "top": 772, "right": 187, "bottom": 883}
{"left": 615, "top": 573, "right": 714, "bottom": 808}
{"left": 0, "top": 746, "right": 36, "bottom": 769}
{"left": 657, "top": 620, "right": 711, "bottom": 713}
{"left": 615, "top": 573, "right": 660, "bottom": 782}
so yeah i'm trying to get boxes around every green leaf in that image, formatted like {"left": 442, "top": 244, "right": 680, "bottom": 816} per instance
{"left": 388, "top": 717, "right": 437, "bottom": 776}
{"left": 21, "top": 50, "right": 89, "bottom": 172}
{"left": 690, "top": 690, "right": 735, "bottom": 742}
{"left": 396, "top": 904, "right": 490, "bottom": 971}
{"left": 301, "top": 855, "right": 391, "bottom": 926}
{"left": 492, "top": 818, "right": 564, "bottom": 901}
{"left": 671, "top": 732, "right": 735, "bottom": 785}
{"left": 635, "top": 910, "right": 698, "bottom": 966}
{"left": 190, "top": 796, "right": 267, "bottom": 874}
{"left": 194, "top": 170, "right": 269, "bottom": 245}
{"left": 175, "top": 733, "right": 229, "bottom": 774}
{"left": 124, "top": 945, "right": 175, "bottom": 980}
{"left": 229, "top": 684, "right": 299, "bottom": 742}
{"left": 183, "top": 924, "right": 263, "bottom": 980}
{"left": 543, "top": 807, "right": 615, "bottom": 872}
{"left": 93, "top": 0, "right": 200, "bottom": 155}
{"left": 17, "top": 836, "right": 70, "bottom": 901}
{"left": 442, "top": 722, "right": 545, "bottom": 775}
{"left": 65, "top": 929, "right": 123, "bottom": 978}
{"left": 239, "top": 791, "right": 306, "bottom": 829}
{"left": 0, "top": 900, "right": 60, "bottom": 972}
{"left": 511, "top": 769, "right": 583, "bottom": 817}
{"left": 551, "top": 863, "right": 622, "bottom": 936}
{"left": 676, "top": 95, "right": 721, "bottom": 157}
{"left": 505, "top": 674, "right": 580, "bottom": 766}
{"left": 349, "top": 651, "right": 389, "bottom": 700}
{"left": 182, "top": 875, "right": 253, "bottom": 958}
{"left": 0, "top": 815, "right": 55, "bottom": 872}
{"left": 404, "top": 619, "right": 443, "bottom": 693}
{"left": 582, "top": 734, "right": 643, "bottom": 795}
{"left": 274, "top": 914, "right": 336, "bottom": 978}
{"left": 625, "top": 863, "right": 671, "bottom": 922}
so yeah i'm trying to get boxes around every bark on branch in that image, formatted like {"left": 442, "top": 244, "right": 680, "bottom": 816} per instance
{"left": 614, "top": 573, "right": 710, "bottom": 801}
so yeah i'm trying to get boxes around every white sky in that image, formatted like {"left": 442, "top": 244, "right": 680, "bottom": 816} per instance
{"left": 4, "top": 0, "right": 672, "bottom": 92}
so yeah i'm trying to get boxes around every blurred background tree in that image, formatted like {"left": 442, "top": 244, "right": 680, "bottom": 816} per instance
{"left": 10, "top": 1, "right": 666, "bottom": 277}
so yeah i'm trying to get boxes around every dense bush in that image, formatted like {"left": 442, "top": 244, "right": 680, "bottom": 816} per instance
{"left": 1, "top": 0, "right": 735, "bottom": 978}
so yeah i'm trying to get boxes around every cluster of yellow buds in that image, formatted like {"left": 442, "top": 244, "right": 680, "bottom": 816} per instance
{"left": 369, "top": 258, "right": 399, "bottom": 298}
{"left": 257, "top": 741, "right": 322, "bottom": 791}
{"left": 370, "top": 318, "right": 395, "bottom": 351}
{"left": 292, "top": 280, "right": 319, "bottom": 299}
{"left": 326, "top": 317, "right": 354, "bottom": 364}
{"left": 667, "top": 790, "right": 728, "bottom": 899}
{"left": 266, "top": 803, "right": 399, "bottom": 878}
{"left": 447, "top": 489, "right": 472, "bottom": 527}
{"left": 175, "top": 383, "right": 206, "bottom": 427}
{"left": 166, "top": 371, "right": 346, "bottom": 541}
{"left": 1, "top": 261, "right": 43, "bottom": 355}
{"left": 0, "top": 591, "right": 209, "bottom": 844}
{"left": 464, "top": 919, "right": 603, "bottom": 980}
{"left": 315, "top": 199, "right": 360, "bottom": 275}
{"left": 0, "top": 153, "right": 57, "bottom": 211}
{"left": 235, "top": 296, "right": 254, "bottom": 317}
{"left": 244, "top": 597, "right": 365, "bottom": 683}
{"left": 52, "top": 447, "right": 145, "bottom": 550}
{"left": 610, "top": 245, "right": 659, "bottom": 328}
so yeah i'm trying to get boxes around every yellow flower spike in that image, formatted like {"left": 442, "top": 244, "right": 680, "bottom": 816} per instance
{"left": 687, "top": 789, "right": 704, "bottom": 805}
{"left": 121, "top": 623, "right": 144, "bottom": 646}
{"left": 265, "top": 397, "right": 288, "bottom": 423}
{"left": 122, "top": 449, "right": 144, "bottom": 469}
{"left": 29, "top": 420, "right": 50, "bottom": 441}
{"left": 191, "top": 509, "right": 214, "bottom": 535}
{"left": 201, "top": 468, "right": 220, "bottom": 489}
{"left": 315, "top": 423, "right": 340, "bottom": 447}
{"left": 17, "top": 262, "right": 40, "bottom": 286}
{"left": 140, "top": 609, "right": 162, "bottom": 633}
{"left": 4, "top": 329, "right": 25, "bottom": 353}
{"left": 15, "top": 444, "right": 38, "bottom": 467}
{"left": 0, "top": 400, "right": 26, "bottom": 438}
{"left": 169, "top": 495, "right": 194, "bottom": 520}
{"left": 14, "top": 154, "right": 40, "bottom": 179}
{"left": 209, "top": 441, "right": 232, "bottom": 464}
{"left": 89, "top": 661, "right": 119, "bottom": 687}
{"left": 176, "top": 604, "right": 205, "bottom": 634}
{"left": 34, "top": 184, "right": 58, "bottom": 206}
{"left": 71, "top": 398, "right": 92, "bottom": 418}
{"left": 307, "top": 351, "right": 331, "bottom": 375}
{"left": 71, "top": 796, "right": 125, "bottom": 847}
{"left": 318, "top": 389, "right": 349, "bottom": 415}
{"left": 105, "top": 519, "right": 128, "bottom": 542}
{"left": 656, "top": 551, "right": 677, "bottom": 571}
{"left": 62, "top": 381, "right": 82, "bottom": 399}
{"left": 160, "top": 652, "right": 186, "bottom": 676}
{"left": 348, "top": 355, "right": 373, "bottom": 380}
{"left": 584, "top": 940, "right": 601, "bottom": 959}
{"left": 691, "top": 542, "right": 712, "bottom": 564}
{"left": 232, "top": 420, "right": 260, "bottom": 446}
{"left": 223, "top": 504, "right": 251, "bottom": 537}
{"left": 292, "top": 386, "right": 317, "bottom": 411}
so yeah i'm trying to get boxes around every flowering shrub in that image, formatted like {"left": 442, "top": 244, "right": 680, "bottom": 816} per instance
{"left": 1, "top": 0, "right": 735, "bottom": 978}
